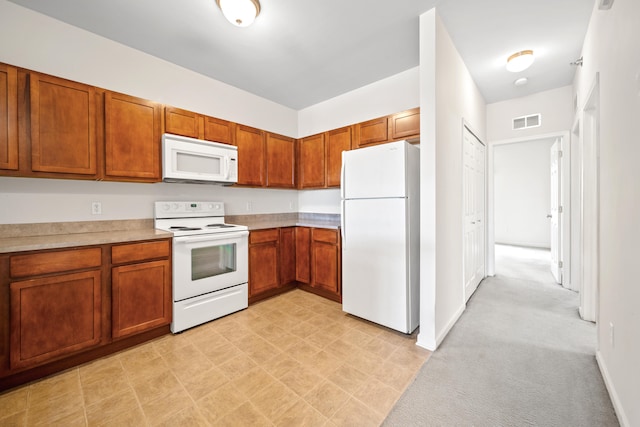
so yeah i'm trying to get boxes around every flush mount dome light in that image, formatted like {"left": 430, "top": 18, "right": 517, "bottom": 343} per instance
{"left": 514, "top": 77, "right": 528, "bottom": 86}
{"left": 506, "top": 50, "right": 534, "bottom": 72}
{"left": 216, "top": 0, "right": 261, "bottom": 27}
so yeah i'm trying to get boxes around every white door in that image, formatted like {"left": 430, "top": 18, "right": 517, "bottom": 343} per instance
{"left": 549, "top": 139, "right": 562, "bottom": 283}
{"left": 463, "top": 127, "right": 486, "bottom": 301}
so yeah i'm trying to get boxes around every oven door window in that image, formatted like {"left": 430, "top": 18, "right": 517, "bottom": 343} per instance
{"left": 191, "top": 243, "right": 236, "bottom": 280}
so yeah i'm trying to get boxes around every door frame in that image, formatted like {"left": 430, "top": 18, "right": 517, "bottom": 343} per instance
{"left": 578, "top": 73, "right": 600, "bottom": 323}
{"left": 461, "top": 121, "right": 486, "bottom": 303}
{"left": 487, "top": 131, "right": 572, "bottom": 289}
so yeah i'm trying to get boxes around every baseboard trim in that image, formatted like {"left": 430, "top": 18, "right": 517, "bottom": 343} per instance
{"left": 596, "top": 350, "right": 629, "bottom": 426}
{"left": 436, "top": 303, "right": 465, "bottom": 347}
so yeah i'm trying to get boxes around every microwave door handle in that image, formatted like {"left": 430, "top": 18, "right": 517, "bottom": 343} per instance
{"left": 225, "top": 156, "right": 231, "bottom": 179}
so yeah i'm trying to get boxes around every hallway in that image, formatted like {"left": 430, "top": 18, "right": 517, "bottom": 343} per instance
{"left": 385, "top": 244, "right": 618, "bottom": 426}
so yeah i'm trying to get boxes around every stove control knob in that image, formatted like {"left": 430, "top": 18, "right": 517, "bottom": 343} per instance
{"left": 162, "top": 203, "right": 170, "bottom": 211}
{"left": 173, "top": 203, "right": 181, "bottom": 211}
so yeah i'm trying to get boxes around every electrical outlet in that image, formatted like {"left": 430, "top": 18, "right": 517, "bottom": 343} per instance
{"left": 246, "top": 201, "right": 253, "bottom": 211}
{"left": 609, "top": 322, "right": 615, "bottom": 348}
{"left": 289, "top": 201, "right": 295, "bottom": 211}
{"left": 91, "top": 202, "right": 102, "bottom": 215}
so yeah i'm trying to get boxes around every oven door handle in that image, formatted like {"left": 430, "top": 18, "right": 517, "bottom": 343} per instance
{"left": 174, "top": 231, "right": 249, "bottom": 244}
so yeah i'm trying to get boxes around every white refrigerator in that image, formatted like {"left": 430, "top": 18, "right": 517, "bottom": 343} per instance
{"left": 341, "top": 140, "right": 420, "bottom": 334}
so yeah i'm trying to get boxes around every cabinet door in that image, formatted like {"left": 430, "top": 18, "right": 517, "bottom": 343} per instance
{"left": 104, "top": 91, "right": 161, "bottom": 182}
{"left": 30, "top": 73, "right": 97, "bottom": 175}
{"left": 266, "top": 133, "right": 295, "bottom": 188}
{"left": 112, "top": 260, "right": 171, "bottom": 338}
{"left": 10, "top": 270, "right": 102, "bottom": 369}
{"left": 279, "top": 228, "right": 296, "bottom": 285}
{"left": 248, "top": 229, "right": 279, "bottom": 296}
{"left": 311, "top": 229, "right": 340, "bottom": 294}
{"left": 204, "top": 116, "right": 234, "bottom": 145}
{"left": 298, "top": 133, "right": 326, "bottom": 188}
{"left": 355, "top": 116, "right": 388, "bottom": 149}
{"left": 0, "top": 63, "right": 18, "bottom": 171}
{"left": 165, "top": 106, "right": 201, "bottom": 139}
{"left": 295, "top": 227, "right": 311, "bottom": 284}
{"left": 390, "top": 107, "right": 420, "bottom": 140}
{"left": 235, "top": 124, "right": 265, "bottom": 186}
{"left": 326, "top": 126, "right": 352, "bottom": 187}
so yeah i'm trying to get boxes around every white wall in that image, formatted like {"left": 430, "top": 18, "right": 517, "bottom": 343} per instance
{"left": 573, "top": 0, "right": 640, "bottom": 425}
{"left": 494, "top": 138, "right": 554, "bottom": 248}
{"left": 0, "top": 177, "right": 298, "bottom": 224}
{"left": 418, "top": 9, "right": 487, "bottom": 350}
{"left": 297, "top": 67, "right": 420, "bottom": 138}
{"left": 486, "top": 86, "right": 574, "bottom": 142}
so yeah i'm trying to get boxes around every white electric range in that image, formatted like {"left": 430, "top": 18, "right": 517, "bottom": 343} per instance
{"left": 154, "top": 201, "right": 248, "bottom": 333}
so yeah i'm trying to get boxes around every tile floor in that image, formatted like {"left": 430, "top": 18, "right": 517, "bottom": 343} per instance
{"left": 0, "top": 289, "right": 430, "bottom": 426}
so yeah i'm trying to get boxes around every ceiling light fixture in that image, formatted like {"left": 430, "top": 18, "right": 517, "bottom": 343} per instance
{"left": 514, "top": 77, "right": 528, "bottom": 86}
{"left": 216, "top": 0, "right": 261, "bottom": 27}
{"left": 506, "top": 50, "right": 534, "bottom": 72}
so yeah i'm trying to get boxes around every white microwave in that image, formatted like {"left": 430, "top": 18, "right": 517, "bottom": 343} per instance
{"left": 162, "top": 133, "right": 238, "bottom": 185}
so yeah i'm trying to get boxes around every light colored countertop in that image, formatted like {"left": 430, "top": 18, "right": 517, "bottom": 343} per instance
{"left": 0, "top": 220, "right": 172, "bottom": 254}
{"left": 0, "top": 213, "right": 340, "bottom": 254}
{"left": 227, "top": 213, "right": 341, "bottom": 231}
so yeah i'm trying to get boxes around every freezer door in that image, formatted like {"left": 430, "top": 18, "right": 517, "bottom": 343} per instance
{"left": 342, "top": 141, "right": 407, "bottom": 199}
{"left": 342, "top": 198, "right": 410, "bottom": 332}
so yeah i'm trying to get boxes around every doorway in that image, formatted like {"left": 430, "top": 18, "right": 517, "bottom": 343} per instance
{"left": 487, "top": 132, "right": 572, "bottom": 290}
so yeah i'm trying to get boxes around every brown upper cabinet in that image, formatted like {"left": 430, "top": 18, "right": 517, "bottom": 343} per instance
{"left": 390, "top": 107, "right": 420, "bottom": 140}
{"left": 297, "top": 126, "right": 352, "bottom": 189}
{"left": 29, "top": 72, "right": 98, "bottom": 177}
{"left": 354, "top": 116, "right": 388, "bottom": 149}
{"left": 164, "top": 106, "right": 200, "bottom": 139}
{"left": 204, "top": 116, "right": 234, "bottom": 145}
{"left": 298, "top": 133, "right": 326, "bottom": 189}
{"left": 353, "top": 107, "right": 420, "bottom": 149}
{"left": 164, "top": 106, "right": 235, "bottom": 145}
{"left": 326, "top": 126, "right": 352, "bottom": 187}
{"left": 104, "top": 91, "right": 162, "bottom": 182}
{"left": 0, "top": 64, "right": 18, "bottom": 171}
{"left": 266, "top": 133, "right": 296, "bottom": 188}
{"left": 235, "top": 124, "right": 266, "bottom": 186}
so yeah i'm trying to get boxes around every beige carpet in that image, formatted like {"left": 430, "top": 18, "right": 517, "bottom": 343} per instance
{"left": 383, "top": 245, "right": 619, "bottom": 426}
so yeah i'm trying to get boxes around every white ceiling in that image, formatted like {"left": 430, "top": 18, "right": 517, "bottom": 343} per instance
{"left": 7, "top": 0, "right": 594, "bottom": 109}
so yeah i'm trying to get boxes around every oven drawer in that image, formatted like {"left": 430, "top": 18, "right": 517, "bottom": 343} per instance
{"left": 172, "top": 283, "right": 248, "bottom": 333}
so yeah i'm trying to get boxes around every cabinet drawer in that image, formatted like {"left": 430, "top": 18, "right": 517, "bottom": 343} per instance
{"left": 10, "top": 247, "right": 102, "bottom": 278}
{"left": 250, "top": 229, "right": 280, "bottom": 244}
{"left": 312, "top": 228, "right": 339, "bottom": 244}
{"left": 112, "top": 240, "right": 170, "bottom": 265}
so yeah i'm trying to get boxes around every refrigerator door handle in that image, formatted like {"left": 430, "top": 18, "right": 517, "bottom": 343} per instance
{"left": 340, "top": 159, "right": 346, "bottom": 199}
{"left": 341, "top": 200, "right": 346, "bottom": 247}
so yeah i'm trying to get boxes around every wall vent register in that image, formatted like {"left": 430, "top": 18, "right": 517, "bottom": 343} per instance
{"left": 513, "top": 114, "right": 542, "bottom": 130}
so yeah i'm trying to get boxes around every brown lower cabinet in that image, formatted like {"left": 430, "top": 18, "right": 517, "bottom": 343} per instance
{"left": 111, "top": 241, "right": 171, "bottom": 338}
{"left": 297, "top": 227, "right": 342, "bottom": 303}
{"left": 0, "top": 238, "right": 172, "bottom": 391}
{"left": 249, "top": 226, "right": 341, "bottom": 304}
{"left": 248, "top": 228, "right": 297, "bottom": 304}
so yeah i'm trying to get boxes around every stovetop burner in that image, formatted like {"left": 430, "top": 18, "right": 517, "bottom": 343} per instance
{"left": 154, "top": 201, "right": 248, "bottom": 237}
{"left": 169, "top": 226, "right": 202, "bottom": 231}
